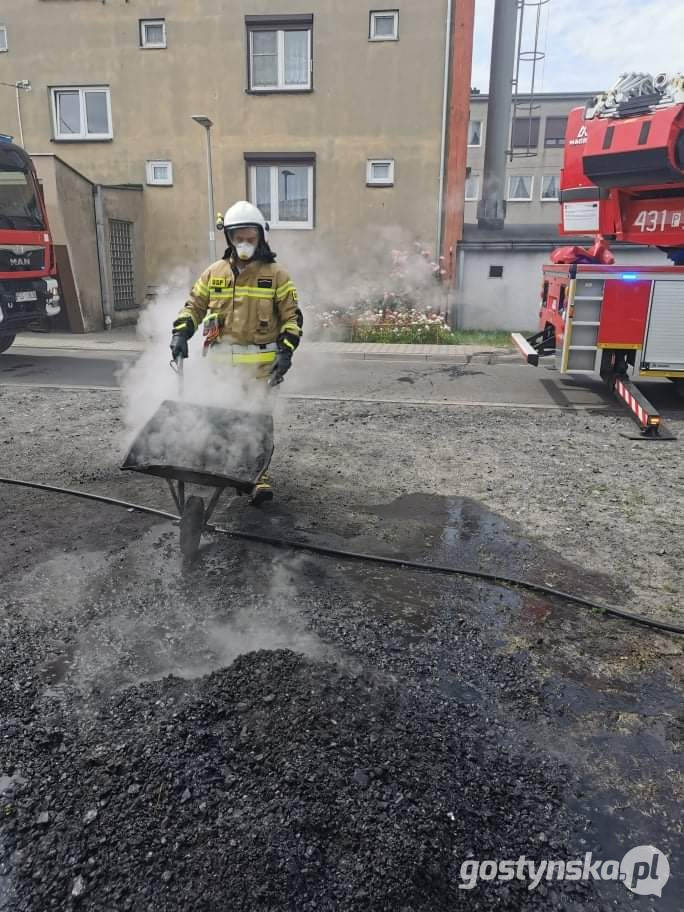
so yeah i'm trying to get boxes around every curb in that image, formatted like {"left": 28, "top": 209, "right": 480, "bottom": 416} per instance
{"left": 11, "top": 335, "right": 517, "bottom": 364}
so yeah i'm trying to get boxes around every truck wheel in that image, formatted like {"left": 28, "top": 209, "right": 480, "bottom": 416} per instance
{"left": 0, "top": 334, "right": 16, "bottom": 355}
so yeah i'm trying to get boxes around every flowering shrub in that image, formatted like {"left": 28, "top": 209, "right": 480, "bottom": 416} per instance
{"left": 307, "top": 242, "right": 449, "bottom": 340}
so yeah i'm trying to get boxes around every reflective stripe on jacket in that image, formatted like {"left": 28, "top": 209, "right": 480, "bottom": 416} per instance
{"left": 175, "top": 257, "right": 302, "bottom": 347}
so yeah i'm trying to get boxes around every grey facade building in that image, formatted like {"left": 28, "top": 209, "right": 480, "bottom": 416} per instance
{"left": 465, "top": 91, "right": 597, "bottom": 227}
{"left": 453, "top": 91, "right": 664, "bottom": 332}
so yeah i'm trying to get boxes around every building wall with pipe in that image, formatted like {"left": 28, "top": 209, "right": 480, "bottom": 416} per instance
{"left": 0, "top": 0, "right": 475, "bottom": 329}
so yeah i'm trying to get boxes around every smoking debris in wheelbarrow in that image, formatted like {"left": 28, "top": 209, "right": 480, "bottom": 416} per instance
{"left": 121, "top": 400, "right": 274, "bottom": 492}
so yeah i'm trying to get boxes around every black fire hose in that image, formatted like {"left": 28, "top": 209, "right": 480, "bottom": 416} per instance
{"left": 1, "top": 475, "right": 682, "bottom": 636}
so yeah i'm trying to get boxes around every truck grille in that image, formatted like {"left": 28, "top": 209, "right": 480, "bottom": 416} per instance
{"left": 0, "top": 245, "right": 45, "bottom": 272}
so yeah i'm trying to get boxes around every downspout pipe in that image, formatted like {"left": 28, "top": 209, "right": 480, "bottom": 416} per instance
{"left": 436, "top": 0, "right": 454, "bottom": 262}
{"left": 477, "top": 0, "right": 518, "bottom": 230}
{"left": 93, "top": 184, "right": 113, "bottom": 330}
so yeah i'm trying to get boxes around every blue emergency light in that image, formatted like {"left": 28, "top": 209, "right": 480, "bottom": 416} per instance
{"left": 622, "top": 273, "right": 638, "bottom": 280}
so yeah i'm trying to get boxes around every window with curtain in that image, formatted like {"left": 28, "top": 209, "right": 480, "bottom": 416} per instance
{"left": 507, "top": 175, "right": 533, "bottom": 200}
{"left": 248, "top": 160, "right": 314, "bottom": 228}
{"left": 369, "top": 11, "right": 399, "bottom": 40}
{"left": 367, "top": 160, "right": 395, "bottom": 185}
{"left": 140, "top": 19, "right": 166, "bottom": 48}
{"left": 247, "top": 17, "right": 312, "bottom": 91}
{"left": 467, "top": 120, "right": 482, "bottom": 146}
{"left": 541, "top": 174, "right": 560, "bottom": 200}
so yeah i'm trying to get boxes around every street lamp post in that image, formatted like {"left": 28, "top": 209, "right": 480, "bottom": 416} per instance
{"left": 0, "top": 80, "right": 31, "bottom": 148}
{"left": 191, "top": 115, "right": 216, "bottom": 261}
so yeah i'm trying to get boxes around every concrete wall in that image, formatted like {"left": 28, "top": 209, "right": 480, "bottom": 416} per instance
{"left": 454, "top": 246, "right": 667, "bottom": 331}
{"left": 32, "top": 155, "right": 103, "bottom": 332}
{"left": 0, "top": 0, "right": 459, "bottom": 302}
{"left": 465, "top": 93, "right": 596, "bottom": 227}
{"left": 32, "top": 155, "right": 145, "bottom": 331}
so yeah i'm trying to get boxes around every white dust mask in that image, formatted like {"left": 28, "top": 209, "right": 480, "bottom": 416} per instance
{"left": 235, "top": 242, "right": 256, "bottom": 261}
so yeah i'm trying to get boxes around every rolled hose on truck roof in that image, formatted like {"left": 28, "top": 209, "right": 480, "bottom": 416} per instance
{"left": 0, "top": 475, "right": 682, "bottom": 636}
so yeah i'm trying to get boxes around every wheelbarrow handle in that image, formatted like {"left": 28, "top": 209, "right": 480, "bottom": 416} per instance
{"left": 169, "top": 353, "right": 185, "bottom": 399}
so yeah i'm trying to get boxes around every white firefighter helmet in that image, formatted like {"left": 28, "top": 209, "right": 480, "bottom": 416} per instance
{"left": 218, "top": 200, "right": 268, "bottom": 235}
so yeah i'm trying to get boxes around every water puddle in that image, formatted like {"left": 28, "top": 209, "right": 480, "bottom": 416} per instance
{"left": 365, "top": 493, "right": 625, "bottom": 608}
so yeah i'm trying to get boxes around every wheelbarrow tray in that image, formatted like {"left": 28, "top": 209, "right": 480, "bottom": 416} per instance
{"left": 121, "top": 399, "right": 274, "bottom": 493}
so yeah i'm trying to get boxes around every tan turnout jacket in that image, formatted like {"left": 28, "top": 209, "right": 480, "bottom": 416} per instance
{"left": 176, "top": 257, "right": 301, "bottom": 347}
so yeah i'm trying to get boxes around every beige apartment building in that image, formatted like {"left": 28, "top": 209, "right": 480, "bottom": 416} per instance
{"left": 0, "top": 0, "right": 473, "bottom": 329}
{"left": 465, "top": 91, "right": 596, "bottom": 226}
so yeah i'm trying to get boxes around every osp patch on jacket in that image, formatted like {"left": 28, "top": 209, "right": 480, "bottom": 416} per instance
{"left": 258, "top": 278, "right": 273, "bottom": 289}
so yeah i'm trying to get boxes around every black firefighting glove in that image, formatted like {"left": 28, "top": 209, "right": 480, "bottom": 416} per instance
{"left": 269, "top": 332, "right": 299, "bottom": 386}
{"left": 171, "top": 318, "right": 193, "bottom": 360}
{"left": 170, "top": 330, "right": 190, "bottom": 360}
{"left": 269, "top": 344, "right": 294, "bottom": 386}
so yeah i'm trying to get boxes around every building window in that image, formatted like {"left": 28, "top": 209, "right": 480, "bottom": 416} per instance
{"left": 140, "top": 19, "right": 166, "bottom": 49}
{"left": 247, "top": 159, "right": 314, "bottom": 229}
{"left": 511, "top": 116, "right": 540, "bottom": 149}
{"left": 50, "top": 87, "right": 113, "bottom": 141}
{"left": 544, "top": 116, "right": 567, "bottom": 148}
{"left": 507, "top": 174, "right": 533, "bottom": 201}
{"left": 541, "top": 174, "right": 560, "bottom": 201}
{"left": 465, "top": 175, "right": 480, "bottom": 201}
{"left": 489, "top": 265, "right": 504, "bottom": 278}
{"left": 467, "top": 119, "right": 482, "bottom": 147}
{"left": 369, "top": 10, "right": 399, "bottom": 41}
{"left": 367, "top": 159, "right": 394, "bottom": 186}
{"left": 0, "top": 26, "right": 8, "bottom": 52}
{"left": 146, "top": 160, "right": 173, "bottom": 186}
{"left": 246, "top": 16, "right": 313, "bottom": 92}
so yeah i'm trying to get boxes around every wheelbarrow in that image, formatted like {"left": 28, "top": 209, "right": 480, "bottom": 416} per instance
{"left": 121, "top": 397, "right": 274, "bottom": 567}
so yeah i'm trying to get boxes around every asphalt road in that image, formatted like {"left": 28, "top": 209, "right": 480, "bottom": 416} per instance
{"left": 2, "top": 346, "right": 683, "bottom": 416}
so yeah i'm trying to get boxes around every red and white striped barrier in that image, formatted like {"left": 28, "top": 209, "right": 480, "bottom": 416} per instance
{"left": 613, "top": 377, "right": 660, "bottom": 429}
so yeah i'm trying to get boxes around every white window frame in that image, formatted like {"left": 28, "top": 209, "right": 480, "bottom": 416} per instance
{"left": 0, "top": 26, "right": 8, "bottom": 53}
{"left": 465, "top": 175, "right": 480, "bottom": 201}
{"left": 467, "top": 119, "right": 482, "bottom": 147}
{"left": 50, "top": 86, "right": 113, "bottom": 141}
{"left": 140, "top": 19, "right": 167, "bottom": 49}
{"left": 249, "top": 164, "right": 314, "bottom": 230}
{"left": 367, "top": 159, "right": 395, "bottom": 186}
{"left": 248, "top": 28, "right": 312, "bottom": 92}
{"left": 145, "top": 160, "right": 173, "bottom": 186}
{"left": 507, "top": 174, "right": 534, "bottom": 202}
{"left": 369, "top": 10, "right": 399, "bottom": 41}
{"left": 540, "top": 174, "right": 560, "bottom": 202}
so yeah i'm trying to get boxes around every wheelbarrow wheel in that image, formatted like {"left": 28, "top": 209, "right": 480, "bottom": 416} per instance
{"left": 180, "top": 495, "right": 205, "bottom": 569}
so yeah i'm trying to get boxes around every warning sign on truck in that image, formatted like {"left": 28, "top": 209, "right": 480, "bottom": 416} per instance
{"left": 563, "top": 201, "right": 599, "bottom": 232}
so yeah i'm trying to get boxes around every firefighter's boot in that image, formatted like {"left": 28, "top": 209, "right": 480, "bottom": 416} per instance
{"left": 250, "top": 471, "right": 273, "bottom": 506}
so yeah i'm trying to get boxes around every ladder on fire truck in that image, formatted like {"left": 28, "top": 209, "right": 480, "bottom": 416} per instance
{"left": 512, "top": 71, "right": 684, "bottom": 440}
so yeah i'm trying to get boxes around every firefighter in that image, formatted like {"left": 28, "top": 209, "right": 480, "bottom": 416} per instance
{"left": 170, "top": 200, "right": 303, "bottom": 505}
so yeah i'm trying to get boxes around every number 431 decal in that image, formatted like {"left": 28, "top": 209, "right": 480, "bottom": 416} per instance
{"left": 633, "top": 210, "right": 683, "bottom": 231}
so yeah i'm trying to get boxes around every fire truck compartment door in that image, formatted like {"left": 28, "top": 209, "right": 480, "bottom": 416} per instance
{"left": 642, "top": 280, "right": 684, "bottom": 371}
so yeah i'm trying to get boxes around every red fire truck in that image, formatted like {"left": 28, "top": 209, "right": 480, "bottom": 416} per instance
{"left": 0, "top": 136, "right": 61, "bottom": 354}
{"left": 513, "top": 73, "right": 684, "bottom": 437}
